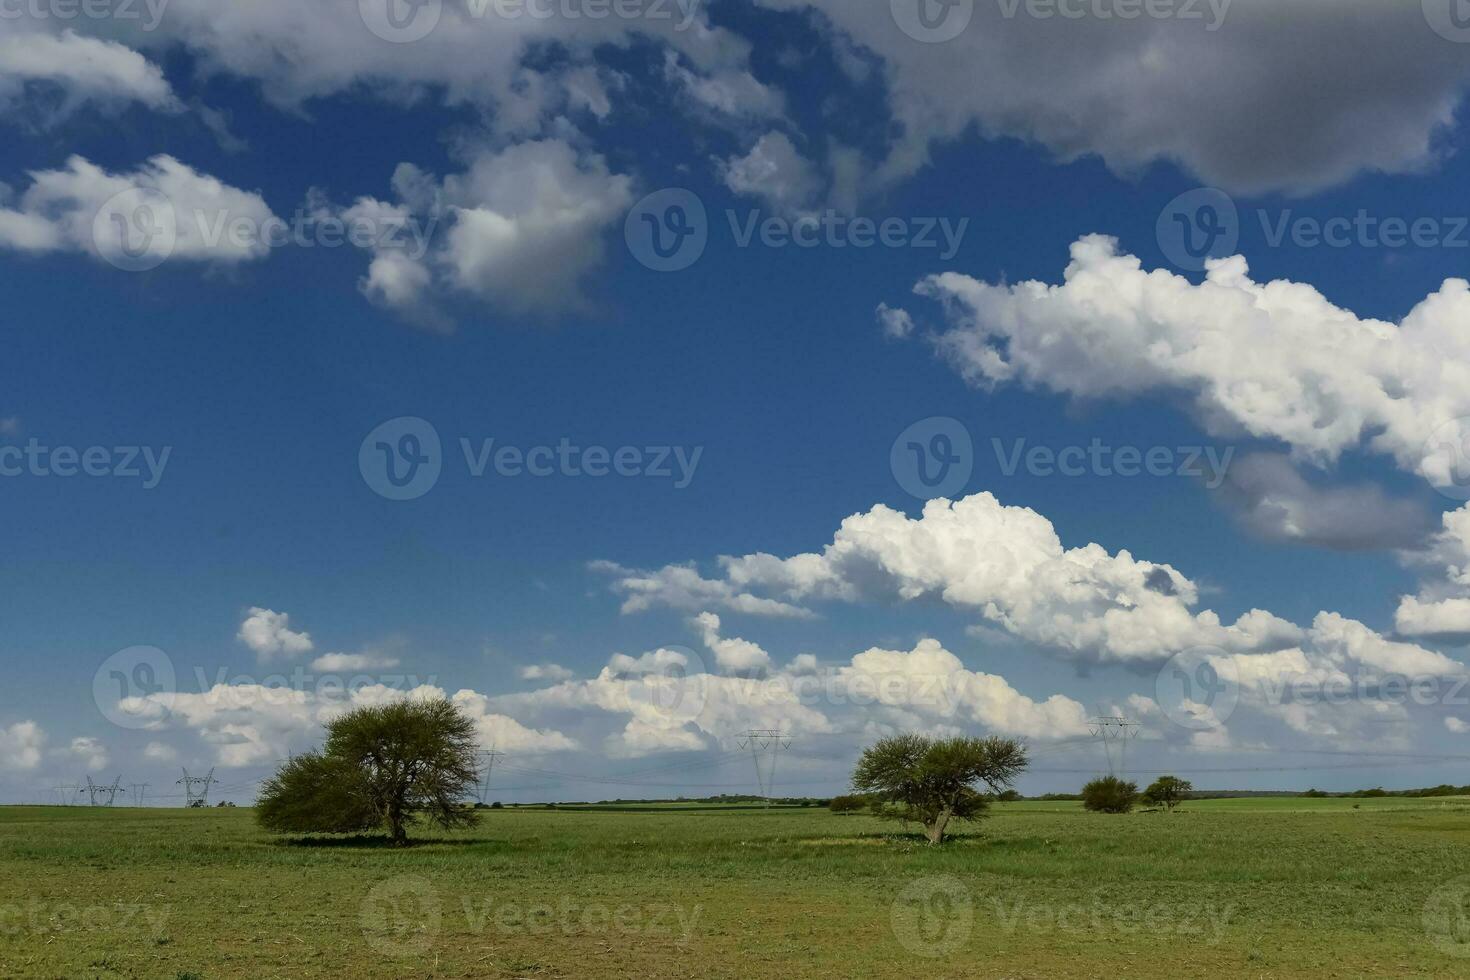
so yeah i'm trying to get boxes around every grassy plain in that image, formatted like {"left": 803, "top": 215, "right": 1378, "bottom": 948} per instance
{"left": 2, "top": 798, "right": 1470, "bottom": 978}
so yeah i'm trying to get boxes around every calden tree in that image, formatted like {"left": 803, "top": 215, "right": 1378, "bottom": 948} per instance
{"left": 1143, "top": 775, "right": 1193, "bottom": 811}
{"left": 851, "top": 733, "right": 1028, "bottom": 844}
{"left": 257, "top": 697, "right": 481, "bottom": 846}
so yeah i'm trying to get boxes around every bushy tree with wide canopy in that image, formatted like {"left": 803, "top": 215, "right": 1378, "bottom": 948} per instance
{"left": 851, "top": 733, "right": 1028, "bottom": 844}
{"left": 258, "top": 697, "right": 480, "bottom": 845}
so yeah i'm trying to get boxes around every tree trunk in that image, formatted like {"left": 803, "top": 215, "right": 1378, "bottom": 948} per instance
{"left": 388, "top": 805, "right": 408, "bottom": 846}
{"left": 925, "top": 806, "right": 953, "bottom": 845}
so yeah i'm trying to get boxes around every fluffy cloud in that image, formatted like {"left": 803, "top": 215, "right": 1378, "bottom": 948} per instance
{"left": 343, "top": 139, "right": 633, "bottom": 321}
{"left": 898, "top": 236, "right": 1470, "bottom": 486}
{"left": 56, "top": 737, "right": 110, "bottom": 772}
{"left": 1397, "top": 505, "right": 1470, "bottom": 640}
{"left": 601, "top": 490, "right": 1470, "bottom": 702}
{"left": 491, "top": 634, "right": 1096, "bottom": 761}
{"left": 714, "top": 492, "right": 1299, "bottom": 665}
{"left": 237, "top": 607, "right": 314, "bottom": 661}
{"left": 520, "top": 663, "right": 575, "bottom": 683}
{"left": 442, "top": 690, "right": 581, "bottom": 753}
{"left": 834, "top": 638, "right": 1091, "bottom": 738}
{"left": 876, "top": 303, "right": 915, "bottom": 340}
{"left": 16, "top": 1, "right": 1466, "bottom": 222}
{"left": 663, "top": 49, "right": 786, "bottom": 121}
{"left": 309, "top": 652, "right": 402, "bottom": 672}
{"left": 763, "top": 0, "right": 1470, "bottom": 195}
{"left": 0, "top": 721, "right": 44, "bottom": 771}
{"left": 1397, "top": 597, "right": 1470, "bottom": 641}
{"left": 122, "top": 682, "right": 577, "bottom": 768}
{"left": 719, "top": 131, "right": 822, "bottom": 214}
{"left": 0, "top": 30, "right": 176, "bottom": 116}
{"left": 107, "top": 0, "right": 740, "bottom": 108}
{"left": 0, "top": 155, "right": 275, "bottom": 265}
{"left": 591, "top": 559, "right": 816, "bottom": 619}
{"left": 143, "top": 741, "right": 178, "bottom": 762}
{"left": 692, "top": 612, "right": 773, "bottom": 675}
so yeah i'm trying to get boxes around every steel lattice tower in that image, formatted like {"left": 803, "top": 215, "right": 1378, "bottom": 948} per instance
{"left": 1088, "top": 716, "right": 1140, "bottom": 778}
{"left": 178, "top": 767, "right": 216, "bottom": 807}
{"left": 737, "top": 730, "right": 792, "bottom": 806}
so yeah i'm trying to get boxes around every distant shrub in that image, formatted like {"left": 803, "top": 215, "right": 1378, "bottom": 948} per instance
{"left": 828, "top": 795, "right": 867, "bottom": 815}
{"left": 995, "top": 789, "right": 1023, "bottom": 803}
{"left": 1081, "top": 776, "right": 1138, "bottom": 814}
{"left": 1142, "top": 776, "right": 1191, "bottom": 811}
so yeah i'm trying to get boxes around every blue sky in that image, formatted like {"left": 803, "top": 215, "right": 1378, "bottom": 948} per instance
{"left": 3, "top": 0, "right": 1470, "bottom": 803}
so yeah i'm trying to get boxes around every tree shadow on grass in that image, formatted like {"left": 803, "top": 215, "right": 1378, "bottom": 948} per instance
{"left": 274, "top": 834, "right": 506, "bottom": 849}
{"left": 798, "top": 830, "right": 989, "bottom": 846}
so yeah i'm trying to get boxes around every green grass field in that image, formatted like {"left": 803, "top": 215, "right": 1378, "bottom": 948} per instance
{"left": 3, "top": 798, "right": 1470, "bottom": 978}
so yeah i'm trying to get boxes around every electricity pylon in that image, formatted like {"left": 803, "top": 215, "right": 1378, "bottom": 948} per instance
{"left": 1088, "top": 716, "right": 1139, "bottom": 778}
{"left": 84, "top": 776, "right": 124, "bottom": 806}
{"left": 474, "top": 748, "right": 505, "bottom": 805}
{"left": 178, "top": 768, "right": 216, "bottom": 807}
{"left": 737, "top": 730, "right": 792, "bottom": 806}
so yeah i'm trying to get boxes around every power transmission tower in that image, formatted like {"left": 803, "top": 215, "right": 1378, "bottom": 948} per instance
{"left": 737, "top": 730, "right": 792, "bottom": 806}
{"left": 474, "top": 748, "right": 505, "bottom": 805}
{"left": 1088, "top": 716, "right": 1139, "bottom": 778}
{"left": 83, "top": 776, "right": 124, "bottom": 806}
{"left": 178, "top": 768, "right": 216, "bottom": 808}
{"left": 129, "top": 783, "right": 149, "bottom": 808}
{"left": 53, "top": 784, "right": 79, "bottom": 806}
